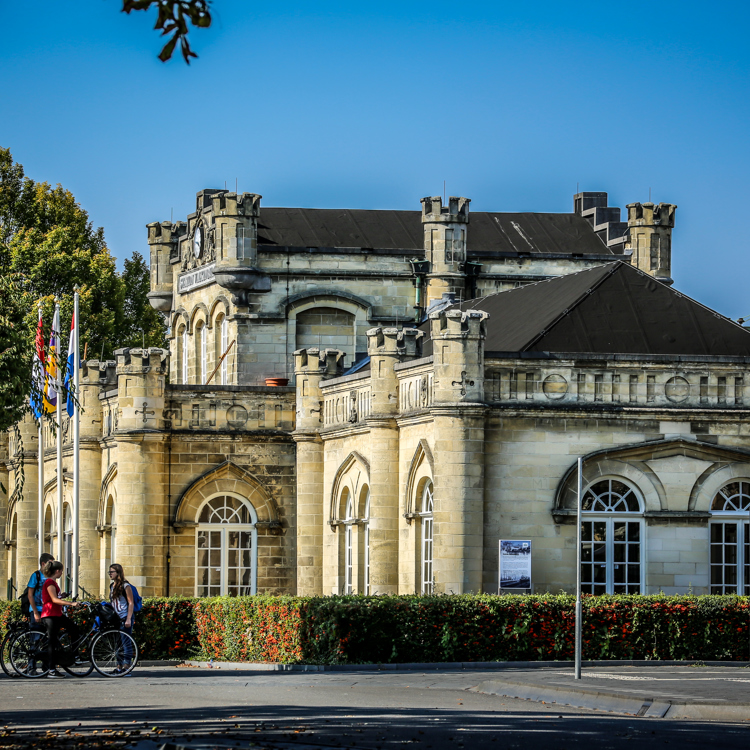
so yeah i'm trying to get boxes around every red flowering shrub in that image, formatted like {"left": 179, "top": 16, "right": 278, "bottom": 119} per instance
{"left": 2, "top": 594, "right": 748, "bottom": 663}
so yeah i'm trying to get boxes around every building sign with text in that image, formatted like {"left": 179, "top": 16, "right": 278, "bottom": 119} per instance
{"left": 499, "top": 540, "right": 532, "bottom": 591}
{"left": 178, "top": 263, "right": 216, "bottom": 294}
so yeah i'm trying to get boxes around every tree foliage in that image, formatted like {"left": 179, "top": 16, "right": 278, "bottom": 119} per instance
{"left": 0, "top": 147, "right": 166, "bottom": 431}
{"left": 122, "top": 0, "right": 212, "bottom": 63}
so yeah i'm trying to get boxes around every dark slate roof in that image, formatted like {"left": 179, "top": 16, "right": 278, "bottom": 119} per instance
{"left": 422, "top": 262, "right": 750, "bottom": 357}
{"left": 257, "top": 208, "right": 611, "bottom": 256}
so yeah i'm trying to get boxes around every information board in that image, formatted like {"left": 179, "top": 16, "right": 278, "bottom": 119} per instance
{"left": 499, "top": 539, "right": 532, "bottom": 591}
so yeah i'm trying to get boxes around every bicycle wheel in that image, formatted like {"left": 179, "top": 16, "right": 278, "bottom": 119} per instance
{"left": 91, "top": 630, "right": 138, "bottom": 677}
{"left": 1, "top": 629, "right": 18, "bottom": 677}
{"left": 60, "top": 632, "right": 94, "bottom": 677}
{"left": 9, "top": 631, "right": 51, "bottom": 678}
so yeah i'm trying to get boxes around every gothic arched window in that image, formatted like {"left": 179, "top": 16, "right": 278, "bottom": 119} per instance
{"left": 419, "top": 481, "right": 434, "bottom": 594}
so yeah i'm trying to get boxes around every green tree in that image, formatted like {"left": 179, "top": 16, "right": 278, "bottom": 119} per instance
{"left": 0, "top": 148, "right": 166, "bottom": 429}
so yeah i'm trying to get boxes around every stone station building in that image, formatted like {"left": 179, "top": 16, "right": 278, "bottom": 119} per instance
{"left": 2, "top": 190, "right": 749, "bottom": 598}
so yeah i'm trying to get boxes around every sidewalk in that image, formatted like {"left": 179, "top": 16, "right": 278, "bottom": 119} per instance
{"left": 472, "top": 664, "right": 750, "bottom": 720}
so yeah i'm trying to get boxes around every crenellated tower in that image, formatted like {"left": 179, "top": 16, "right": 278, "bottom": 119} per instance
{"left": 422, "top": 196, "right": 471, "bottom": 305}
{"left": 625, "top": 201, "right": 677, "bottom": 285}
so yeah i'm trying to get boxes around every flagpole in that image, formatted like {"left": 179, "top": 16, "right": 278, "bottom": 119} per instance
{"left": 37, "top": 303, "right": 44, "bottom": 562}
{"left": 55, "top": 301, "right": 64, "bottom": 582}
{"left": 72, "top": 289, "right": 80, "bottom": 599}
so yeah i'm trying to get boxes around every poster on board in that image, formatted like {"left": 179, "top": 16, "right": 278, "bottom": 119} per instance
{"left": 499, "top": 540, "right": 532, "bottom": 591}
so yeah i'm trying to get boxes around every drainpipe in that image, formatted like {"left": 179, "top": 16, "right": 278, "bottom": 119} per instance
{"left": 410, "top": 259, "right": 430, "bottom": 323}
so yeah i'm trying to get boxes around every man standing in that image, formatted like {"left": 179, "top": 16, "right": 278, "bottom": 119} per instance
{"left": 27, "top": 553, "right": 55, "bottom": 628}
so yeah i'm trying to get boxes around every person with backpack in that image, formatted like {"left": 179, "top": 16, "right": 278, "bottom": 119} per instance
{"left": 24, "top": 553, "right": 54, "bottom": 628}
{"left": 41, "top": 560, "right": 81, "bottom": 679}
{"left": 108, "top": 564, "right": 141, "bottom": 674}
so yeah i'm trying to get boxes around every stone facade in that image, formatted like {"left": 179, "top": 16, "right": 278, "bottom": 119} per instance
{"left": 3, "top": 188, "right": 749, "bottom": 600}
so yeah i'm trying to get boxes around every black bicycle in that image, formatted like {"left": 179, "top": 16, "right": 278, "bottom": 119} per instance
{"left": 8, "top": 601, "right": 139, "bottom": 678}
{"left": 1, "top": 618, "right": 30, "bottom": 678}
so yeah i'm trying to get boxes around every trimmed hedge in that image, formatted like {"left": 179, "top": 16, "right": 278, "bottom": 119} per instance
{"left": 1, "top": 594, "right": 748, "bottom": 663}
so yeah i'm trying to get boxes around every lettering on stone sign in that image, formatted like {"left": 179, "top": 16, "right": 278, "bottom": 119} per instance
{"left": 178, "top": 263, "right": 216, "bottom": 294}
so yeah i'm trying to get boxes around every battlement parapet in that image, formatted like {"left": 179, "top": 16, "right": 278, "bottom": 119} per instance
{"left": 421, "top": 196, "right": 470, "bottom": 223}
{"left": 115, "top": 347, "right": 169, "bottom": 374}
{"left": 626, "top": 202, "right": 677, "bottom": 228}
{"left": 429, "top": 308, "right": 488, "bottom": 339}
{"left": 82, "top": 359, "right": 117, "bottom": 387}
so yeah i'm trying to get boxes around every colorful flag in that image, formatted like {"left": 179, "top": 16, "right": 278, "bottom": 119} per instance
{"left": 64, "top": 310, "right": 76, "bottom": 417}
{"left": 43, "top": 306, "right": 59, "bottom": 413}
{"left": 30, "top": 312, "right": 45, "bottom": 418}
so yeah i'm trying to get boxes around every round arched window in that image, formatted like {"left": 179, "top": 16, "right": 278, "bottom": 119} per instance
{"left": 582, "top": 479, "right": 641, "bottom": 513}
{"left": 711, "top": 481, "right": 750, "bottom": 512}
{"left": 580, "top": 478, "right": 643, "bottom": 595}
{"left": 709, "top": 481, "right": 750, "bottom": 595}
{"left": 196, "top": 495, "right": 256, "bottom": 598}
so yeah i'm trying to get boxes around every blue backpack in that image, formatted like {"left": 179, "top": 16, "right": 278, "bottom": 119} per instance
{"left": 129, "top": 583, "right": 143, "bottom": 614}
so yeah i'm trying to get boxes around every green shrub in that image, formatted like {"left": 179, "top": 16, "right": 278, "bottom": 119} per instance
{"left": 2, "top": 594, "right": 748, "bottom": 663}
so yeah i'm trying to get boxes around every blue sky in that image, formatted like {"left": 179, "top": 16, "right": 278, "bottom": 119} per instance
{"left": 2, "top": 1, "right": 749, "bottom": 317}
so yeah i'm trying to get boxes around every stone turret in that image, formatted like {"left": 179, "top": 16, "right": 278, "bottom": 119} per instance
{"left": 366, "top": 327, "right": 424, "bottom": 416}
{"left": 112, "top": 347, "right": 170, "bottom": 595}
{"left": 422, "top": 196, "right": 470, "bottom": 305}
{"left": 429, "top": 309, "right": 488, "bottom": 403}
{"left": 625, "top": 202, "right": 677, "bottom": 285}
{"left": 115, "top": 348, "right": 169, "bottom": 432}
{"left": 293, "top": 347, "right": 345, "bottom": 595}
{"left": 427, "top": 307, "right": 489, "bottom": 594}
{"left": 209, "top": 191, "right": 271, "bottom": 306}
{"left": 147, "top": 221, "right": 184, "bottom": 313}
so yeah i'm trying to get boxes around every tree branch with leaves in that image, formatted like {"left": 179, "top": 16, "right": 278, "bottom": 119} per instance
{"left": 122, "top": 0, "right": 212, "bottom": 63}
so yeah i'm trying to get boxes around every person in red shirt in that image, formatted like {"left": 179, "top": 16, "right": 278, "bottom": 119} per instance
{"left": 40, "top": 560, "right": 80, "bottom": 679}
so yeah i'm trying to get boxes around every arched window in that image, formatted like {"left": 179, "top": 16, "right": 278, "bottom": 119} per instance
{"left": 44, "top": 505, "right": 54, "bottom": 555}
{"left": 344, "top": 491, "right": 354, "bottom": 595}
{"left": 181, "top": 327, "right": 189, "bottom": 385}
{"left": 63, "top": 503, "right": 73, "bottom": 590}
{"left": 581, "top": 478, "right": 643, "bottom": 595}
{"left": 362, "top": 486, "right": 370, "bottom": 595}
{"left": 104, "top": 495, "right": 116, "bottom": 572}
{"left": 220, "top": 316, "right": 229, "bottom": 385}
{"left": 420, "top": 481, "right": 434, "bottom": 594}
{"left": 710, "top": 481, "right": 750, "bottom": 594}
{"left": 196, "top": 322, "right": 207, "bottom": 385}
{"left": 196, "top": 494, "right": 257, "bottom": 597}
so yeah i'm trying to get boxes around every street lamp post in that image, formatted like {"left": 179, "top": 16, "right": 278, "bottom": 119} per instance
{"left": 574, "top": 456, "right": 583, "bottom": 680}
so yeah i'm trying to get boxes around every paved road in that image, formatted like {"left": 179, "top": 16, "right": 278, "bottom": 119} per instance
{"left": 1, "top": 666, "right": 750, "bottom": 749}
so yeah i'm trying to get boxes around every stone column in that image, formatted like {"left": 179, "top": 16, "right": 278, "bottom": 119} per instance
{"left": 12, "top": 415, "right": 41, "bottom": 592}
{"left": 76, "top": 361, "right": 105, "bottom": 596}
{"left": 365, "top": 328, "right": 403, "bottom": 594}
{"left": 293, "top": 347, "right": 342, "bottom": 595}
{"left": 113, "top": 348, "right": 169, "bottom": 596}
{"left": 429, "top": 309, "right": 489, "bottom": 594}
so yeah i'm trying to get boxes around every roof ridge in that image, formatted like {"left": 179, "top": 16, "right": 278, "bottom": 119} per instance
{"left": 519, "top": 263, "right": 621, "bottom": 351}
{"left": 459, "top": 261, "right": 619, "bottom": 309}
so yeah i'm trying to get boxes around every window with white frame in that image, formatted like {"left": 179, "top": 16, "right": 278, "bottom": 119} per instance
{"left": 362, "top": 487, "right": 370, "bottom": 595}
{"left": 220, "top": 316, "right": 229, "bottom": 385}
{"left": 580, "top": 478, "right": 644, "bottom": 595}
{"left": 709, "top": 481, "right": 750, "bottom": 594}
{"left": 198, "top": 323, "right": 207, "bottom": 384}
{"left": 181, "top": 327, "right": 188, "bottom": 385}
{"left": 344, "top": 492, "right": 354, "bottom": 594}
{"left": 420, "top": 481, "right": 434, "bottom": 594}
{"left": 63, "top": 503, "right": 73, "bottom": 589}
{"left": 196, "top": 495, "right": 257, "bottom": 597}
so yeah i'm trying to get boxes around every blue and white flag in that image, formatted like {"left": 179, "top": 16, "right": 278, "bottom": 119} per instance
{"left": 64, "top": 310, "right": 77, "bottom": 417}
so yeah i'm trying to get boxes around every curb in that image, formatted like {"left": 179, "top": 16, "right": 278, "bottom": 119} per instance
{"left": 178, "top": 659, "right": 750, "bottom": 672}
{"left": 474, "top": 678, "right": 750, "bottom": 721}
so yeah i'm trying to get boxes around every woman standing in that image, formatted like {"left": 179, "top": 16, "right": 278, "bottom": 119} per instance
{"left": 41, "top": 561, "right": 80, "bottom": 679}
{"left": 108, "top": 564, "right": 135, "bottom": 674}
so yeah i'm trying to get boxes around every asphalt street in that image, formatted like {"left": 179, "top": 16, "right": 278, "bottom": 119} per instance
{"left": 1, "top": 666, "right": 750, "bottom": 750}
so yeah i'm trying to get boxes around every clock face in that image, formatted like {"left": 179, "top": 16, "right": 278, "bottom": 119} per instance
{"left": 193, "top": 226, "right": 202, "bottom": 258}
